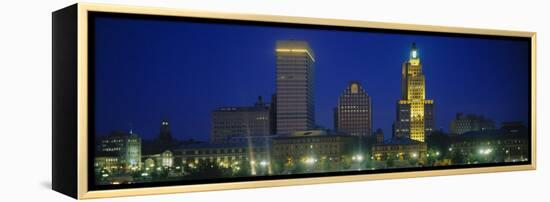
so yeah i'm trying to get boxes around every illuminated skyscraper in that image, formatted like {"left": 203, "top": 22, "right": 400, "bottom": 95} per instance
{"left": 275, "top": 40, "right": 316, "bottom": 135}
{"left": 394, "top": 43, "right": 434, "bottom": 142}
{"left": 334, "top": 81, "right": 372, "bottom": 137}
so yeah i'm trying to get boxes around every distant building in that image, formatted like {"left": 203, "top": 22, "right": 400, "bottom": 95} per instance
{"left": 175, "top": 140, "right": 271, "bottom": 175}
{"left": 334, "top": 81, "right": 372, "bottom": 137}
{"left": 142, "top": 119, "right": 182, "bottom": 155}
{"left": 270, "top": 94, "right": 277, "bottom": 135}
{"left": 211, "top": 96, "right": 271, "bottom": 144}
{"left": 449, "top": 125, "right": 529, "bottom": 164}
{"left": 143, "top": 150, "right": 174, "bottom": 169}
{"left": 95, "top": 131, "right": 142, "bottom": 171}
{"left": 501, "top": 121, "right": 528, "bottom": 134}
{"left": 158, "top": 119, "right": 173, "bottom": 143}
{"left": 176, "top": 142, "right": 269, "bottom": 165}
{"left": 271, "top": 130, "right": 356, "bottom": 164}
{"left": 375, "top": 128, "right": 384, "bottom": 144}
{"left": 372, "top": 137, "right": 427, "bottom": 161}
{"left": 394, "top": 43, "right": 434, "bottom": 142}
{"left": 275, "top": 40, "right": 316, "bottom": 134}
{"left": 450, "top": 113, "right": 495, "bottom": 135}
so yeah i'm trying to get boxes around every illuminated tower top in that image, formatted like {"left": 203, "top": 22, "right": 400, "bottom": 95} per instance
{"left": 401, "top": 42, "right": 424, "bottom": 100}
{"left": 410, "top": 42, "right": 419, "bottom": 60}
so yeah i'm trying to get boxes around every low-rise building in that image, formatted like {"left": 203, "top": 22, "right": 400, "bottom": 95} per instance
{"left": 95, "top": 131, "right": 142, "bottom": 171}
{"left": 449, "top": 125, "right": 529, "bottom": 164}
{"left": 450, "top": 113, "right": 495, "bottom": 135}
{"left": 211, "top": 96, "right": 272, "bottom": 144}
{"left": 271, "top": 130, "right": 356, "bottom": 165}
{"left": 372, "top": 137, "right": 427, "bottom": 162}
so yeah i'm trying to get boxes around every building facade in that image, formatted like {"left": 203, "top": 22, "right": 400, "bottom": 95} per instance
{"left": 95, "top": 131, "right": 142, "bottom": 171}
{"left": 375, "top": 128, "right": 385, "bottom": 144}
{"left": 275, "top": 40, "right": 316, "bottom": 135}
{"left": 450, "top": 113, "right": 495, "bottom": 135}
{"left": 394, "top": 43, "right": 434, "bottom": 142}
{"left": 176, "top": 141, "right": 271, "bottom": 175}
{"left": 334, "top": 81, "right": 372, "bottom": 136}
{"left": 449, "top": 126, "right": 529, "bottom": 164}
{"left": 372, "top": 137, "right": 427, "bottom": 162}
{"left": 211, "top": 96, "right": 271, "bottom": 144}
{"left": 271, "top": 131, "right": 356, "bottom": 165}
{"left": 143, "top": 150, "right": 174, "bottom": 169}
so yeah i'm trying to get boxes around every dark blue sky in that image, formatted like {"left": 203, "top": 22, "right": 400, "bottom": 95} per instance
{"left": 93, "top": 16, "right": 530, "bottom": 141}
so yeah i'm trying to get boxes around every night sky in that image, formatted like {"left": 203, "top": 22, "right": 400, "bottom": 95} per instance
{"left": 93, "top": 15, "right": 530, "bottom": 141}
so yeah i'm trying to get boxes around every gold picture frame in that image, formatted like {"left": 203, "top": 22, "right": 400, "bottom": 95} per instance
{"left": 52, "top": 3, "right": 536, "bottom": 199}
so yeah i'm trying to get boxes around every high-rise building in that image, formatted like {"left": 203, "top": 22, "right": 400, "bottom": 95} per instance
{"left": 394, "top": 43, "right": 434, "bottom": 142}
{"left": 275, "top": 40, "right": 316, "bottom": 135}
{"left": 334, "top": 81, "right": 372, "bottom": 137}
{"left": 450, "top": 113, "right": 495, "bottom": 135}
{"left": 211, "top": 96, "right": 271, "bottom": 144}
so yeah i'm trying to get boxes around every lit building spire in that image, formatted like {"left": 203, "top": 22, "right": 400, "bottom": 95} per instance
{"left": 410, "top": 42, "right": 418, "bottom": 60}
{"left": 394, "top": 42, "right": 434, "bottom": 142}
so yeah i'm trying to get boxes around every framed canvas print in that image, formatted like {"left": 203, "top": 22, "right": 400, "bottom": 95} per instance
{"left": 52, "top": 3, "right": 536, "bottom": 199}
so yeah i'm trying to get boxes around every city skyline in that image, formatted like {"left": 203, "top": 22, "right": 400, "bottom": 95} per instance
{"left": 93, "top": 16, "right": 530, "bottom": 141}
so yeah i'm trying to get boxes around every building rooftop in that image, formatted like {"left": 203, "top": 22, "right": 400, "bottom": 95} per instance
{"left": 175, "top": 141, "right": 269, "bottom": 150}
{"left": 378, "top": 137, "right": 424, "bottom": 146}
{"left": 275, "top": 40, "right": 315, "bottom": 61}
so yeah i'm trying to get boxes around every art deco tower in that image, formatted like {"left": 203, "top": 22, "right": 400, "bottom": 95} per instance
{"left": 394, "top": 43, "right": 434, "bottom": 142}
{"left": 275, "top": 40, "right": 316, "bottom": 135}
{"left": 334, "top": 81, "right": 372, "bottom": 137}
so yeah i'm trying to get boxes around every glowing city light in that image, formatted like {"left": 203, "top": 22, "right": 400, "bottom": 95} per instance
{"left": 479, "top": 148, "right": 493, "bottom": 155}
{"left": 352, "top": 154, "right": 364, "bottom": 162}
{"left": 305, "top": 157, "right": 316, "bottom": 164}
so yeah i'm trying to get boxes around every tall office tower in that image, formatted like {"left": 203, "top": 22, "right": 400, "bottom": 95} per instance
{"left": 275, "top": 40, "right": 316, "bottom": 135}
{"left": 394, "top": 43, "right": 434, "bottom": 142}
{"left": 334, "top": 81, "right": 372, "bottom": 137}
